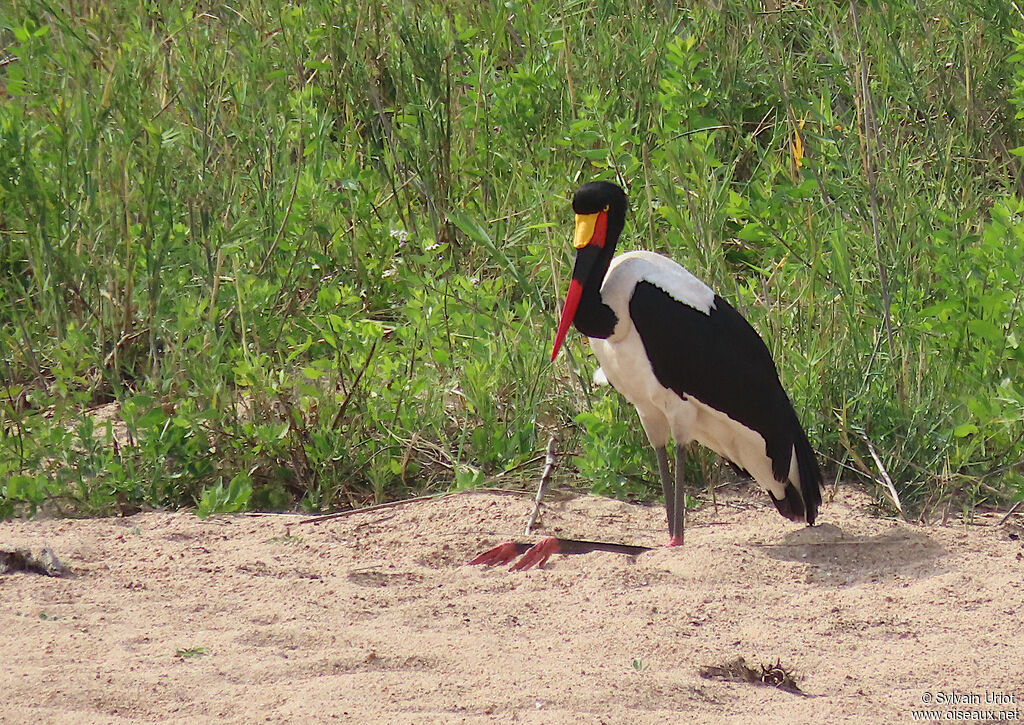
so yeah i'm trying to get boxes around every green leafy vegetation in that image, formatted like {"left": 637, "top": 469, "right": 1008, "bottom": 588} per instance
{"left": 1, "top": 0, "right": 1022, "bottom": 519}
{"left": 174, "top": 647, "right": 206, "bottom": 660}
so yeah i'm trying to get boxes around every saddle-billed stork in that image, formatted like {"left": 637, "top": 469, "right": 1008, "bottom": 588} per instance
{"left": 470, "top": 181, "right": 822, "bottom": 570}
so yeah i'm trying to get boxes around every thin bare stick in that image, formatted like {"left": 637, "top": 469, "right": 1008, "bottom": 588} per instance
{"left": 330, "top": 337, "right": 379, "bottom": 431}
{"left": 495, "top": 452, "right": 548, "bottom": 477}
{"left": 524, "top": 436, "right": 558, "bottom": 535}
{"left": 399, "top": 432, "right": 419, "bottom": 487}
{"left": 297, "top": 493, "right": 445, "bottom": 524}
{"left": 294, "top": 441, "right": 555, "bottom": 529}
{"left": 255, "top": 142, "right": 303, "bottom": 277}
{"left": 857, "top": 430, "right": 905, "bottom": 520}
{"left": 999, "top": 500, "right": 1022, "bottom": 526}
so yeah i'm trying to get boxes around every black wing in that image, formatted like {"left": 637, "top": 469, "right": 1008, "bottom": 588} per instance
{"left": 629, "top": 281, "right": 821, "bottom": 522}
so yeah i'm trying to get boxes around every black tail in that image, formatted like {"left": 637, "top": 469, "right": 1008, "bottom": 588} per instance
{"left": 768, "top": 426, "right": 822, "bottom": 524}
{"left": 793, "top": 428, "right": 822, "bottom": 524}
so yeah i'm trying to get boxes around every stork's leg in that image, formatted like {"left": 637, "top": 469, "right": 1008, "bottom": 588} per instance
{"left": 671, "top": 444, "right": 687, "bottom": 546}
{"left": 655, "top": 446, "right": 675, "bottom": 544}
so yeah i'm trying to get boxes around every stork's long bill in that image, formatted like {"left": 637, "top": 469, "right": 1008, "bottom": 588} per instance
{"left": 551, "top": 207, "right": 609, "bottom": 361}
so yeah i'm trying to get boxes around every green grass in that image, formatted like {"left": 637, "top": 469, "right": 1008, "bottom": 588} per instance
{"left": 174, "top": 646, "right": 206, "bottom": 660}
{"left": 1, "top": 0, "right": 1022, "bottom": 519}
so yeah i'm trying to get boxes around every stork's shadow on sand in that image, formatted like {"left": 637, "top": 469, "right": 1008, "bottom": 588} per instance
{"left": 762, "top": 522, "right": 948, "bottom": 586}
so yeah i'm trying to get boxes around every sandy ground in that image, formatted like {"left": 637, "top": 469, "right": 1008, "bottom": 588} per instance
{"left": 2, "top": 484, "right": 1023, "bottom": 724}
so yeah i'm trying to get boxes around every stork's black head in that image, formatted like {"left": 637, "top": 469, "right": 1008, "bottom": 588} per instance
{"left": 572, "top": 181, "right": 628, "bottom": 217}
{"left": 551, "top": 181, "right": 629, "bottom": 361}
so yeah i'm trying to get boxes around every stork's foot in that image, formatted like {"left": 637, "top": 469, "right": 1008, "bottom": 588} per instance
{"left": 509, "top": 536, "right": 561, "bottom": 571}
{"left": 467, "top": 537, "right": 562, "bottom": 570}
{"left": 466, "top": 541, "right": 525, "bottom": 567}
{"left": 469, "top": 537, "right": 652, "bottom": 570}
{"left": 668, "top": 534, "right": 684, "bottom": 547}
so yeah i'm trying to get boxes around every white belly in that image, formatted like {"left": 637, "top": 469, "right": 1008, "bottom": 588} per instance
{"left": 589, "top": 333, "right": 788, "bottom": 501}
